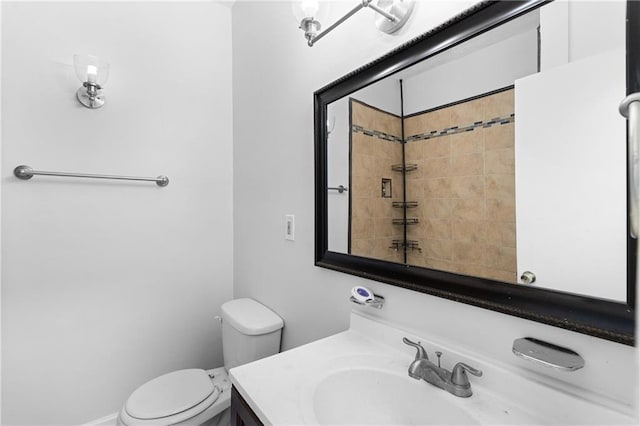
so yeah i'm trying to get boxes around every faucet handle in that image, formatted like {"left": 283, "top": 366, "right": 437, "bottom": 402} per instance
{"left": 451, "top": 362, "right": 483, "bottom": 386}
{"left": 402, "top": 337, "right": 428, "bottom": 360}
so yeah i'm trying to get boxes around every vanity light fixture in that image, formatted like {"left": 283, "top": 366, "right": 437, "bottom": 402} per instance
{"left": 294, "top": 0, "right": 415, "bottom": 47}
{"left": 74, "top": 54, "right": 109, "bottom": 109}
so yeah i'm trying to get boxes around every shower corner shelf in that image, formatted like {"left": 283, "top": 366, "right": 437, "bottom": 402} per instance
{"left": 391, "top": 163, "right": 418, "bottom": 173}
{"left": 392, "top": 201, "right": 418, "bottom": 208}
{"left": 392, "top": 218, "right": 420, "bottom": 225}
{"left": 390, "top": 239, "right": 422, "bottom": 252}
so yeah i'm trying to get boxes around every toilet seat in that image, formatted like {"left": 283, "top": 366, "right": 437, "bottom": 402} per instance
{"left": 118, "top": 368, "right": 229, "bottom": 426}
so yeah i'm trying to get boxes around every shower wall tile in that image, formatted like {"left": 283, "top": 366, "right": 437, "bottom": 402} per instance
{"left": 352, "top": 154, "right": 377, "bottom": 177}
{"left": 486, "top": 245, "right": 517, "bottom": 272}
{"left": 352, "top": 198, "right": 375, "bottom": 219}
{"left": 451, "top": 176, "right": 485, "bottom": 198}
{"left": 375, "top": 238, "right": 401, "bottom": 261}
{"left": 486, "top": 174, "right": 516, "bottom": 199}
{"left": 425, "top": 238, "right": 453, "bottom": 260}
{"left": 404, "top": 88, "right": 517, "bottom": 284}
{"left": 451, "top": 198, "right": 485, "bottom": 221}
{"left": 484, "top": 269, "right": 518, "bottom": 283}
{"left": 405, "top": 106, "right": 453, "bottom": 136}
{"left": 424, "top": 218, "right": 452, "bottom": 240}
{"left": 451, "top": 130, "right": 483, "bottom": 156}
{"left": 350, "top": 100, "right": 403, "bottom": 260}
{"left": 351, "top": 239, "right": 375, "bottom": 257}
{"left": 486, "top": 148, "right": 515, "bottom": 175}
{"left": 351, "top": 90, "right": 516, "bottom": 283}
{"left": 352, "top": 100, "right": 402, "bottom": 137}
{"left": 451, "top": 153, "right": 484, "bottom": 176}
{"left": 483, "top": 89, "right": 514, "bottom": 121}
{"left": 452, "top": 220, "right": 486, "bottom": 243}
{"left": 424, "top": 177, "right": 452, "bottom": 198}
{"left": 374, "top": 218, "right": 396, "bottom": 238}
{"left": 424, "top": 198, "right": 453, "bottom": 219}
{"left": 450, "top": 97, "right": 483, "bottom": 127}
{"left": 372, "top": 198, "right": 391, "bottom": 218}
{"left": 351, "top": 174, "right": 376, "bottom": 199}
{"left": 457, "top": 263, "right": 487, "bottom": 278}
{"left": 453, "top": 241, "right": 486, "bottom": 265}
{"left": 486, "top": 198, "right": 516, "bottom": 222}
{"left": 423, "top": 157, "right": 451, "bottom": 178}
{"left": 486, "top": 222, "right": 517, "bottom": 247}
{"left": 484, "top": 123, "right": 514, "bottom": 150}
{"left": 352, "top": 218, "right": 375, "bottom": 239}
{"left": 405, "top": 141, "right": 423, "bottom": 160}
{"left": 423, "top": 138, "right": 451, "bottom": 158}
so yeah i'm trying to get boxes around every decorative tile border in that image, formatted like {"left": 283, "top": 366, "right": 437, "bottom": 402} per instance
{"left": 352, "top": 113, "right": 514, "bottom": 144}
{"left": 405, "top": 113, "right": 515, "bottom": 142}
{"left": 352, "top": 125, "right": 403, "bottom": 143}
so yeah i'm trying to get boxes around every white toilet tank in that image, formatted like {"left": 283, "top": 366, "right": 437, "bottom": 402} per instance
{"left": 221, "top": 298, "right": 284, "bottom": 371}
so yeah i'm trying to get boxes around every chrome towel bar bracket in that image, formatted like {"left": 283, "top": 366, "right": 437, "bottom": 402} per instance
{"left": 14, "top": 165, "right": 169, "bottom": 187}
{"left": 328, "top": 185, "right": 348, "bottom": 193}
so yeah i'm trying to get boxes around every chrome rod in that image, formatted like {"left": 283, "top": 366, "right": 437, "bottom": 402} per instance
{"left": 629, "top": 101, "right": 640, "bottom": 238}
{"left": 309, "top": 2, "right": 366, "bottom": 46}
{"left": 367, "top": 2, "right": 397, "bottom": 22}
{"left": 328, "top": 185, "right": 348, "bottom": 193}
{"left": 14, "top": 165, "right": 169, "bottom": 187}
{"left": 619, "top": 93, "right": 640, "bottom": 237}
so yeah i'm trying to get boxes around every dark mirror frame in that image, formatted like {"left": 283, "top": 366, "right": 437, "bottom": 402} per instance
{"left": 315, "top": 0, "right": 637, "bottom": 345}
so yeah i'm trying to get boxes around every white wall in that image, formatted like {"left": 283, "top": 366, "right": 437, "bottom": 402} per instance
{"left": 232, "top": 0, "right": 637, "bottom": 414}
{"left": 326, "top": 96, "right": 350, "bottom": 252}
{"left": 403, "top": 11, "right": 538, "bottom": 114}
{"left": 541, "top": 0, "right": 626, "bottom": 70}
{"left": 233, "top": 0, "right": 474, "bottom": 345}
{"left": 0, "top": 2, "right": 4, "bottom": 424}
{"left": 1, "top": 3, "right": 233, "bottom": 424}
{"left": 327, "top": 78, "right": 402, "bottom": 253}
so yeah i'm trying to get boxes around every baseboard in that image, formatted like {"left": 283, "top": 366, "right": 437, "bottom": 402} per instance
{"left": 81, "top": 412, "right": 118, "bottom": 426}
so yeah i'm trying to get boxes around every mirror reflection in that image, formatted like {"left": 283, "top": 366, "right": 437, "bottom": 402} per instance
{"left": 327, "top": 1, "right": 627, "bottom": 302}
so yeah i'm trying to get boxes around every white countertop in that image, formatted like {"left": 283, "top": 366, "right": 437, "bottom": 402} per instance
{"left": 230, "top": 311, "right": 636, "bottom": 425}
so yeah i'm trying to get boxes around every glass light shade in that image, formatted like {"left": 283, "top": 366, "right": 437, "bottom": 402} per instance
{"left": 291, "top": 0, "right": 329, "bottom": 23}
{"left": 73, "top": 54, "right": 109, "bottom": 86}
{"left": 301, "top": 0, "right": 319, "bottom": 17}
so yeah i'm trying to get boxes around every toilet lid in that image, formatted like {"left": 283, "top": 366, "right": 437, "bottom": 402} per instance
{"left": 126, "top": 369, "right": 218, "bottom": 420}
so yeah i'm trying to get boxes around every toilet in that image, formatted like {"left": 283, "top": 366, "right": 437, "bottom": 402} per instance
{"left": 116, "top": 298, "right": 284, "bottom": 426}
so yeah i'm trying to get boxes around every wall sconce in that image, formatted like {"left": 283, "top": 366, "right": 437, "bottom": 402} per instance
{"left": 327, "top": 115, "right": 336, "bottom": 135}
{"left": 293, "top": 0, "right": 415, "bottom": 47}
{"left": 74, "top": 54, "right": 109, "bottom": 109}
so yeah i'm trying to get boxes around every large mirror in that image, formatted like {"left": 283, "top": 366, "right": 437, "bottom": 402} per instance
{"left": 315, "top": 0, "right": 636, "bottom": 345}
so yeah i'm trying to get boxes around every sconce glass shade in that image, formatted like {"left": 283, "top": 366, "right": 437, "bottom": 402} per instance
{"left": 292, "top": 1, "right": 331, "bottom": 46}
{"left": 73, "top": 54, "right": 109, "bottom": 109}
{"left": 291, "top": 0, "right": 320, "bottom": 22}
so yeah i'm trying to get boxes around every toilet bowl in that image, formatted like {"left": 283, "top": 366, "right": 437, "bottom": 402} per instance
{"left": 116, "top": 298, "right": 284, "bottom": 426}
{"left": 117, "top": 367, "right": 230, "bottom": 426}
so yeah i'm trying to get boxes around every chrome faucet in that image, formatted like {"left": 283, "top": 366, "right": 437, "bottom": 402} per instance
{"left": 403, "top": 337, "right": 482, "bottom": 398}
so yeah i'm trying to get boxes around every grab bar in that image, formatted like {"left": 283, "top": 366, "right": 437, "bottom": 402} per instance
{"left": 619, "top": 93, "right": 640, "bottom": 237}
{"left": 328, "top": 185, "right": 348, "bottom": 193}
{"left": 13, "top": 165, "right": 169, "bottom": 187}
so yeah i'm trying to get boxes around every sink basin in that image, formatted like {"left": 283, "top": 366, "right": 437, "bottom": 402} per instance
{"left": 312, "top": 368, "right": 478, "bottom": 425}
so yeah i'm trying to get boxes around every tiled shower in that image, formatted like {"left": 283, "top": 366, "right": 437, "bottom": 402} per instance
{"left": 350, "top": 88, "right": 517, "bottom": 283}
